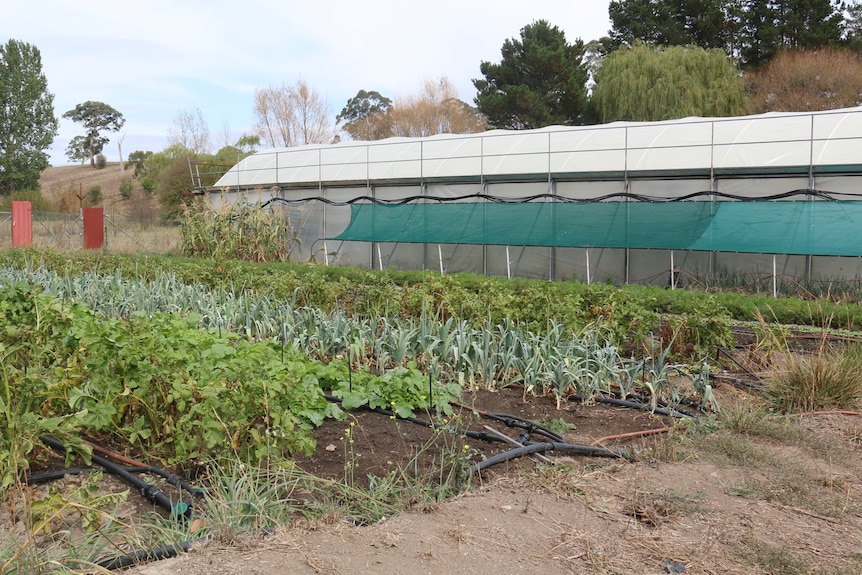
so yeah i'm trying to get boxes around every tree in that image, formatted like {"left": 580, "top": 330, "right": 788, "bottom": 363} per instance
{"left": 0, "top": 39, "right": 58, "bottom": 194}
{"left": 591, "top": 43, "right": 749, "bottom": 122}
{"left": 746, "top": 47, "right": 862, "bottom": 111}
{"left": 167, "top": 108, "right": 212, "bottom": 154}
{"left": 473, "top": 20, "right": 589, "bottom": 129}
{"left": 253, "top": 80, "right": 333, "bottom": 148}
{"left": 234, "top": 134, "right": 261, "bottom": 154}
{"left": 740, "top": 0, "right": 844, "bottom": 67}
{"left": 388, "top": 78, "right": 487, "bottom": 137}
{"left": 65, "top": 135, "right": 90, "bottom": 165}
{"left": 843, "top": 0, "right": 862, "bottom": 49}
{"left": 62, "top": 101, "right": 125, "bottom": 168}
{"left": 609, "top": 0, "right": 845, "bottom": 68}
{"left": 336, "top": 90, "right": 393, "bottom": 140}
{"left": 609, "top": 0, "right": 740, "bottom": 52}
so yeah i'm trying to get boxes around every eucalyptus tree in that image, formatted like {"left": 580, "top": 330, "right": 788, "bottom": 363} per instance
{"left": 0, "top": 39, "right": 58, "bottom": 193}
{"left": 591, "top": 43, "right": 749, "bottom": 122}
{"left": 63, "top": 100, "right": 125, "bottom": 168}
{"left": 473, "top": 19, "right": 590, "bottom": 129}
{"left": 336, "top": 89, "right": 393, "bottom": 141}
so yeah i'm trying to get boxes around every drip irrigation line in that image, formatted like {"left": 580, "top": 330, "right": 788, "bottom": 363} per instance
{"left": 256, "top": 188, "right": 842, "bottom": 208}
{"left": 716, "top": 346, "right": 762, "bottom": 382}
{"left": 449, "top": 401, "right": 565, "bottom": 443}
{"left": 40, "top": 436, "right": 191, "bottom": 517}
{"left": 470, "top": 442, "right": 623, "bottom": 475}
{"left": 95, "top": 537, "right": 208, "bottom": 570}
{"left": 608, "top": 393, "right": 701, "bottom": 418}
{"left": 22, "top": 465, "right": 205, "bottom": 499}
{"left": 478, "top": 412, "right": 565, "bottom": 443}
{"left": 94, "top": 525, "right": 277, "bottom": 570}
{"left": 23, "top": 468, "right": 96, "bottom": 484}
{"left": 323, "top": 394, "right": 503, "bottom": 444}
{"left": 566, "top": 395, "right": 694, "bottom": 419}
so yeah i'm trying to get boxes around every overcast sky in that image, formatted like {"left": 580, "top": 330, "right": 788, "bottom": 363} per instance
{"left": 5, "top": 1, "right": 612, "bottom": 165}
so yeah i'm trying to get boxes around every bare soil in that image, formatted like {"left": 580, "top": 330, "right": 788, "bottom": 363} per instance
{"left": 70, "top": 378, "right": 862, "bottom": 575}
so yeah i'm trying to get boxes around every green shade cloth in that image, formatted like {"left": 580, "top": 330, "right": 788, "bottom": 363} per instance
{"left": 331, "top": 201, "right": 862, "bottom": 256}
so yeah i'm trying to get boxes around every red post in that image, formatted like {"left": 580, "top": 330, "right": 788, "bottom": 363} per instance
{"left": 82, "top": 207, "right": 104, "bottom": 250}
{"left": 11, "top": 201, "right": 32, "bottom": 248}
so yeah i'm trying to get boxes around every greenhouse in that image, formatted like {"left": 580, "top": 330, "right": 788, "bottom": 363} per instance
{"left": 207, "top": 106, "right": 862, "bottom": 287}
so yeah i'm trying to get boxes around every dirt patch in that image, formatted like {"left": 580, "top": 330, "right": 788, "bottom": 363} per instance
{"left": 124, "top": 402, "right": 862, "bottom": 575}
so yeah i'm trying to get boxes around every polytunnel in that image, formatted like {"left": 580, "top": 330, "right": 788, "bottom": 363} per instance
{"left": 205, "top": 106, "right": 862, "bottom": 286}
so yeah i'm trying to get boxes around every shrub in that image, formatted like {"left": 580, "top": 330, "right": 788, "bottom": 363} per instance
{"left": 765, "top": 343, "right": 862, "bottom": 412}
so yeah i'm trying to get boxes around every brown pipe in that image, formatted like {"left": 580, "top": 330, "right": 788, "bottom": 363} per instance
{"left": 590, "top": 427, "right": 668, "bottom": 446}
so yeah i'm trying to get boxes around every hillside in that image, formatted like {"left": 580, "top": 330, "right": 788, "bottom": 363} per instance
{"left": 39, "top": 162, "right": 130, "bottom": 216}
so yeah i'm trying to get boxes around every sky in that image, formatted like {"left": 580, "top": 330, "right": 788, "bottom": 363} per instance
{"left": 5, "top": 1, "right": 612, "bottom": 166}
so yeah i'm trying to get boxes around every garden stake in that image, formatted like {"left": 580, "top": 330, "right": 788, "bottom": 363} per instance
{"left": 429, "top": 364, "right": 433, "bottom": 411}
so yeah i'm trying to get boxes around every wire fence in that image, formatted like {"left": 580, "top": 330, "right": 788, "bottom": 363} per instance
{"left": 0, "top": 211, "right": 181, "bottom": 254}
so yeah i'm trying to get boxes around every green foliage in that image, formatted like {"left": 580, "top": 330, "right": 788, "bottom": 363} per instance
{"left": 62, "top": 100, "right": 125, "bottom": 168}
{"left": 0, "top": 283, "right": 91, "bottom": 490}
{"left": 473, "top": 19, "right": 589, "bottom": 128}
{"left": 592, "top": 43, "right": 748, "bottom": 123}
{"left": 157, "top": 154, "right": 198, "bottom": 220}
{"left": 0, "top": 189, "right": 53, "bottom": 212}
{"left": 609, "top": 0, "right": 732, "bottom": 50}
{"left": 87, "top": 185, "right": 102, "bottom": 206}
{"left": 609, "top": 0, "right": 845, "bottom": 69}
{"left": 336, "top": 89, "right": 393, "bottom": 140}
{"left": 660, "top": 295, "right": 734, "bottom": 360}
{"left": 0, "top": 39, "right": 58, "bottom": 194}
{"left": 65, "top": 134, "right": 90, "bottom": 165}
{"left": 118, "top": 176, "right": 134, "bottom": 200}
{"left": 333, "top": 362, "right": 462, "bottom": 418}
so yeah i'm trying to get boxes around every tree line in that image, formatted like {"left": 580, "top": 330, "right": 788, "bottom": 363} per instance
{"left": 2, "top": 0, "right": 861, "bottom": 215}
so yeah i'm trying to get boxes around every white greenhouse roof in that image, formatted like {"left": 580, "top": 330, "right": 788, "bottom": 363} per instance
{"left": 213, "top": 107, "right": 862, "bottom": 189}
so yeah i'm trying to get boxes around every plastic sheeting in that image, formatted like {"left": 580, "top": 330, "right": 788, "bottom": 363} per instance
{"left": 213, "top": 107, "right": 862, "bottom": 190}
{"left": 332, "top": 201, "right": 862, "bottom": 257}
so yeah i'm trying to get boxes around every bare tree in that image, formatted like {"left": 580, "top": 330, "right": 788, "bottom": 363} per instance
{"left": 388, "top": 77, "right": 487, "bottom": 138}
{"left": 167, "top": 108, "right": 212, "bottom": 154}
{"left": 253, "top": 79, "right": 334, "bottom": 147}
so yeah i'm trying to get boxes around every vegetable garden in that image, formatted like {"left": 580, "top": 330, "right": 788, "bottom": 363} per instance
{"left": 1, "top": 247, "right": 861, "bottom": 573}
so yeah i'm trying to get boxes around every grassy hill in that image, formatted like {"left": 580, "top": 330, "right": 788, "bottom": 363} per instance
{"left": 38, "top": 162, "right": 130, "bottom": 216}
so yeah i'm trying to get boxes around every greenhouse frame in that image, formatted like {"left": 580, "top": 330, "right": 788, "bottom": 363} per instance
{"left": 206, "top": 106, "right": 862, "bottom": 287}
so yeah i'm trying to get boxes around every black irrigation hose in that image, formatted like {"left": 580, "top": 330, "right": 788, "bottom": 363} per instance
{"left": 257, "top": 187, "right": 848, "bottom": 208}
{"left": 23, "top": 465, "right": 206, "bottom": 499}
{"left": 480, "top": 412, "right": 565, "bottom": 443}
{"left": 470, "top": 442, "right": 623, "bottom": 475}
{"left": 565, "top": 394, "right": 695, "bottom": 419}
{"left": 40, "top": 436, "right": 192, "bottom": 517}
{"left": 95, "top": 537, "right": 209, "bottom": 570}
{"left": 323, "top": 394, "right": 503, "bottom": 444}
{"left": 24, "top": 468, "right": 97, "bottom": 484}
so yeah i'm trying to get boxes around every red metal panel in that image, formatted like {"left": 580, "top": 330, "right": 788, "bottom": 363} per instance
{"left": 82, "top": 207, "right": 104, "bottom": 250}
{"left": 11, "top": 201, "right": 32, "bottom": 248}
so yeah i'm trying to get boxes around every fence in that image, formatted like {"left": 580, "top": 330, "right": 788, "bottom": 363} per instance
{"left": 0, "top": 209, "right": 180, "bottom": 254}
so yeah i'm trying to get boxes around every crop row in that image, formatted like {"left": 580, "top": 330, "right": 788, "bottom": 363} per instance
{"left": 0, "top": 264, "right": 717, "bottom": 412}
